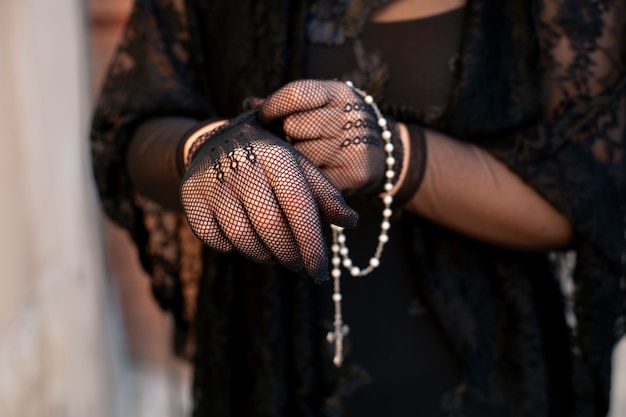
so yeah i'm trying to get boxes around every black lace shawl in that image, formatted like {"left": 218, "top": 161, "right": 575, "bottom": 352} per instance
{"left": 90, "top": 0, "right": 626, "bottom": 416}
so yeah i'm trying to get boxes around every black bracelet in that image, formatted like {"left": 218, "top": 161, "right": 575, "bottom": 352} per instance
{"left": 392, "top": 124, "right": 427, "bottom": 207}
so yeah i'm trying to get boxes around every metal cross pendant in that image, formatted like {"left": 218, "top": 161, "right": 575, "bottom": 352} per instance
{"left": 327, "top": 319, "right": 350, "bottom": 367}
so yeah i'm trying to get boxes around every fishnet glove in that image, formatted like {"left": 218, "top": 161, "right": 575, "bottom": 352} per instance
{"left": 257, "top": 79, "right": 404, "bottom": 196}
{"left": 180, "top": 111, "right": 358, "bottom": 282}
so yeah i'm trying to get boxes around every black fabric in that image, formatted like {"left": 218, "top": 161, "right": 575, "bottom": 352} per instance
{"left": 126, "top": 116, "right": 200, "bottom": 211}
{"left": 317, "top": 198, "right": 471, "bottom": 417}
{"left": 305, "top": 7, "right": 465, "bottom": 109}
{"left": 393, "top": 124, "right": 427, "bottom": 207}
{"left": 90, "top": 1, "right": 626, "bottom": 416}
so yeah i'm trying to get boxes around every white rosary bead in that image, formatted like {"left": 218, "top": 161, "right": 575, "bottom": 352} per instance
{"left": 333, "top": 354, "right": 344, "bottom": 367}
{"left": 329, "top": 80, "right": 396, "bottom": 368}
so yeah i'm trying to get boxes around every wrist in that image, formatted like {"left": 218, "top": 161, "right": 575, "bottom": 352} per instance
{"left": 385, "top": 122, "right": 410, "bottom": 197}
{"left": 182, "top": 119, "right": 228, "bottom": 170}
{"left": 388, "top": 123, "right": 427, "bottom": 207}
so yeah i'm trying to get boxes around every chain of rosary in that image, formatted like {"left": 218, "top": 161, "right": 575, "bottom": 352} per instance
{"left": 327, "top": 81, "right": 396, "bottom": 367}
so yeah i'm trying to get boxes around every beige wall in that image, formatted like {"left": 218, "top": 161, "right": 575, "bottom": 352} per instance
{"left": 0, "top": 0, "right": 124, "bottom": 416}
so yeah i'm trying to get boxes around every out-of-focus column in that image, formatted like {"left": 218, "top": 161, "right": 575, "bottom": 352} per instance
{"left": 0, "top": 1, "right": 126, "bottom": 416}
{"left": 88, "top": 1, "right": 192, "bottom": 416}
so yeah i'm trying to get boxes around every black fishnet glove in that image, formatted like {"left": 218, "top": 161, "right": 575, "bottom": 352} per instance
{"left": 257, "top": 79, "right": 405, "bottom": 196}
{"left": 180, "top": 111, "right": 358, "bottom": 282}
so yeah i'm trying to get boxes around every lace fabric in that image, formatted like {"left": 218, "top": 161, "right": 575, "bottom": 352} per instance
{"left": 90, "top": 0, "right": 215, "bottom": 357}
{"left": 91, "top": 0, "right": 626, "bottom": 415}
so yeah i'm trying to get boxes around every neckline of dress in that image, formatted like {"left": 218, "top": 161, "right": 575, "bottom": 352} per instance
{"left": 368, "top": 5, "right": 465, "bottom": 26}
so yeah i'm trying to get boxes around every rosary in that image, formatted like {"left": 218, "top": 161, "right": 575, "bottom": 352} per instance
{"left": 327, "top": 81, "right": 396, "bottom": 366}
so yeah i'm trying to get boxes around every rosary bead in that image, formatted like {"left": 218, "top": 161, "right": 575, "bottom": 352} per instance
{"left": 329, "top": 81, "right": 396, "bottom": 368}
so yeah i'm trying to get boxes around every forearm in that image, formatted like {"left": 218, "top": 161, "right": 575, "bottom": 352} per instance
{"left": 126, "top": 117, "right": 226, "bottom": 211}
{"left": 401, "top": 127, "right": 574, "bottom": 250}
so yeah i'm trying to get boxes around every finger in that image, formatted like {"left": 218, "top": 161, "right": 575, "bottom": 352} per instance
{"left": 208, "top": 182, "right": 275, "bottom": 264}
{"left": 258, "top": 146, "right": 330, "bottom": 282}
{"left": 223, "top": 147, "right": 304, "bottom": 271}
{"left": 259, "top": 79, "right": 345, "bottom": 123}
{"left": 282, "top": 107, "right": 348, "bottom": 140}
{"left": 181, "top": 177, "right": 234, "bottom": 253}
{"left": 317, "top": 165, "right": 361, "bottom": 195}
{"left": 292, "top": 140, "right": 337, "bottom": 168}
{"left": 295, "top": 153, "right": 359, "bottom": 228}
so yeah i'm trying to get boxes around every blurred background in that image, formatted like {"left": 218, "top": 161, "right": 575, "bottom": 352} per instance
{"left": 1, "top": 0, "right": 189, "bottom": 416}
{"left": 0, "top": 0, "right": 624, "bottom": 416}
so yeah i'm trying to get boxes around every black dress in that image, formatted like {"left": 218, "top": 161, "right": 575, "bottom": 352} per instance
{"left": 307, "top": 9, "right": 478, "bottom": 417}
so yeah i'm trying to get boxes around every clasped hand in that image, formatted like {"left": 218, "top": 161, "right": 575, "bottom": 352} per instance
{"left": 180, "top": 111, "right": 358, "bottom": 282}
{"left": 256, "top": 79, "right": 403, "bottom": 196}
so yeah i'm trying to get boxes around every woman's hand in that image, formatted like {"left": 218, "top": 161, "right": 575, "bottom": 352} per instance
{"left": 180, "top": 111, "right": 358, "bottom": 282}
{"left": 257, "top": 79, "right": 405, "bottom": 196}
